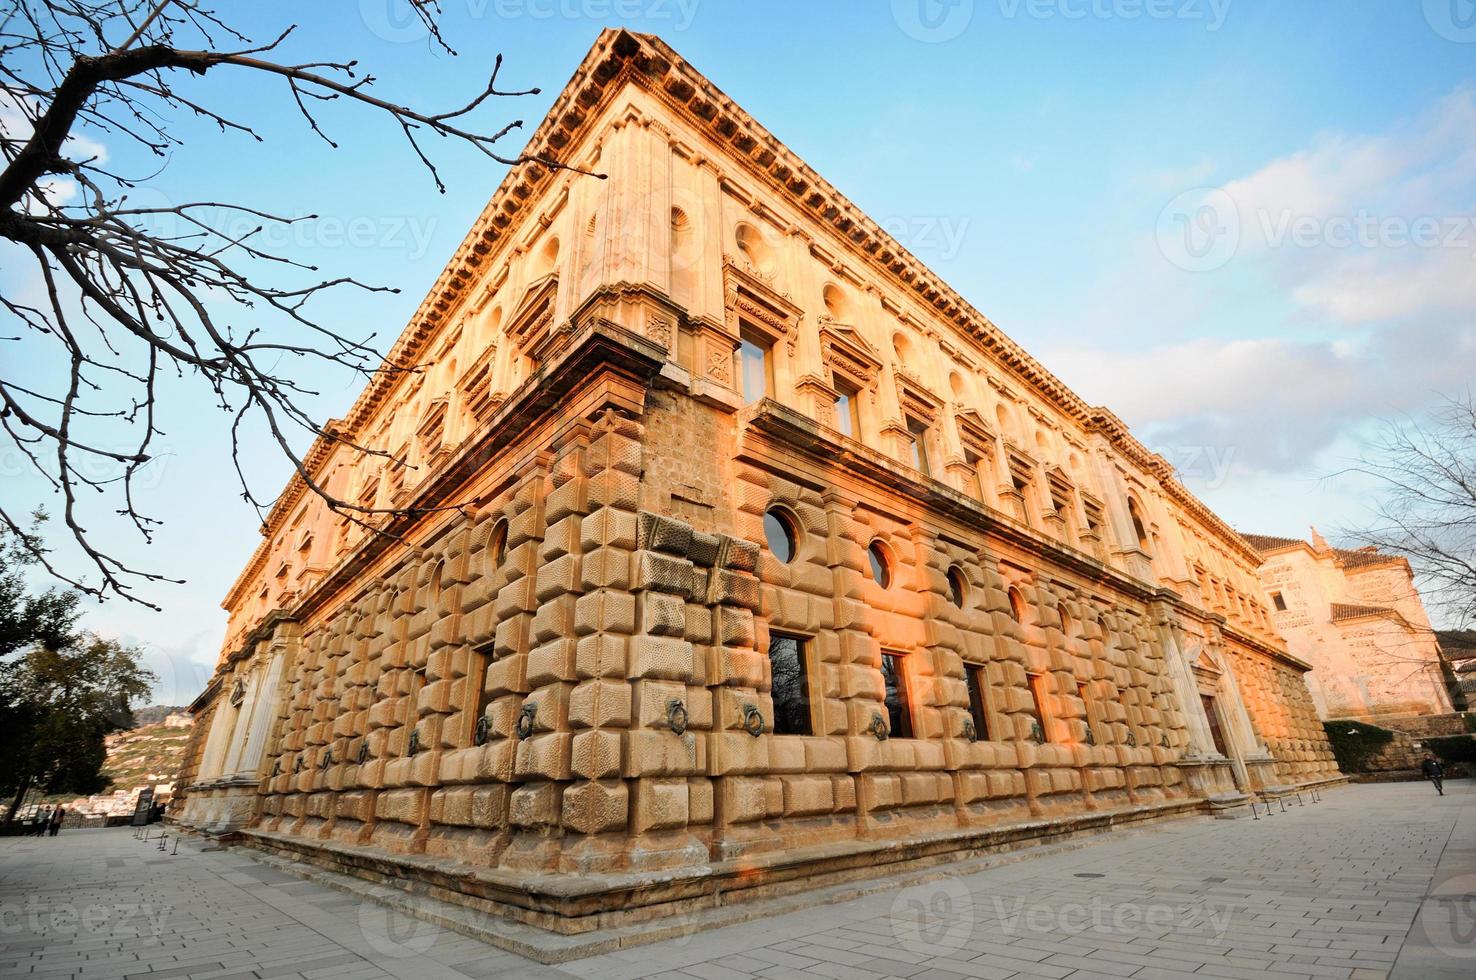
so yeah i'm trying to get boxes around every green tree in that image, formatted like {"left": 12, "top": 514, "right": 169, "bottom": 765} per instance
{"left": 2, "top": 635, "right": 157, "bottom": 820}
{"left": 0, "top": 512, "right": 81, "bottom": 660}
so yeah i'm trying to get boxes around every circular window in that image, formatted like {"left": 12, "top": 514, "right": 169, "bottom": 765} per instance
{"left": 1007, "top": 587, "right": 1026, "bottom": 622}
{"left": 763, "top": 508, "right": 797, "bottom": 563}
{"left": 868, "top": 541, "right": 892, "bottom": 588}
{"left": 487, "top": 519, "right": 509, "bottom": 573}
{"left": 947, "top": 566, "right": 968, "bottom": 607}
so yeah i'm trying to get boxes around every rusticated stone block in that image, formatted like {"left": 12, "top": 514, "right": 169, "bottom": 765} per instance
{"left": 628, "top": 635, "right": 693, "bottom": 681}
{"left": 631, "top": 777, "right": 688, "bottom": 833}
{"left": 568, "top": 679, "right": 631, "bottom": 730}
{"left": 562, "top": 779, "right": 628, "bottom": 834}
{"left": 375, "top": 788, "right": 425, "bottom": 825}
{"left": 580, "top": 507, "right": 638, "bottom": 552}
{"left": 638, "top": 511, "right": 694, "bottom": 555}
{"left": 575, "top": 589, "right": 636, "bottom": 636}
{"left": 634, "top": 551, "right": 695, "bottom": 597}
{"left": 637, "top": 591, "right": 686, "bottom": 636}
{"left": 514, "top": 731, "right": 573, "bottom": 780}
{"left": 570, "top": 729, "right": 623, "bottom": 778}
{"left": 508, "top": 782, "right": 560, "bottom": 830}
{"left": 575, "top": 633, "right": 628, "bottom": 679}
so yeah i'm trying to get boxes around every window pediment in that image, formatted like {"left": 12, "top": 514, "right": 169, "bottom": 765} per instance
{"left": 955, "top": 410, "right": 996, "bottom": 458}
{"left": 818, "top": 319, "right": 882, "bottom": 389}
{"left": 723, "top": 255, "right": 800, "bottom": 347}
{"left": 506, "top": 273, "right": 560, "bottom": 357}
{"left": 896, "top": 375, "right": 942, "bottom": 425}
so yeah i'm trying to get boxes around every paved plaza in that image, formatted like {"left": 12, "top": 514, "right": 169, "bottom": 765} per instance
{"left": 1, "top": 781, "right": 1472, "bottom": 980}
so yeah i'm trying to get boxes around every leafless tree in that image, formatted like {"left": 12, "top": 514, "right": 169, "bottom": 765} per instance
{"left": 0, "top": 1, "right": 596, "bottom": 608}
{"left": 1350, "top": 391, "right": 1476, "bottom": 631}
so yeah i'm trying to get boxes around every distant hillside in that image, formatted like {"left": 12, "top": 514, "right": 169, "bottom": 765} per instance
{"left": 102, "top": 719, "right": 193, "bottom": 791}
{"left": 131, "top": 704, "right": 187, "bottom": 727}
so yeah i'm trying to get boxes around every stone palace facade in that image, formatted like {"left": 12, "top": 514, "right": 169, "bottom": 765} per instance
{"left": 1245, "top": 529, "right": 1453, "bottom": 721}
{"left": 176, "top": 29, "right": 1340, "bottom": 932}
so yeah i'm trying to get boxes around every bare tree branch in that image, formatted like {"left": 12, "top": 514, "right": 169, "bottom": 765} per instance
{"left": 0, "top": 0, "right": 603, "bottom": 605}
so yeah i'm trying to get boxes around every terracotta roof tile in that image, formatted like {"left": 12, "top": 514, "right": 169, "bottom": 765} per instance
{"left": 1240, "top": 533, "right": 1304, "bottom": 553}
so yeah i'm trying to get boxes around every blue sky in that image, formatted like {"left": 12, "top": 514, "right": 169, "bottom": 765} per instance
{"left": 4, "top": 1, "right": 1475, "bottom": 700}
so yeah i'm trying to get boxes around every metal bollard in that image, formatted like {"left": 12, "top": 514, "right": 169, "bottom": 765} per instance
{"left": 157, "top": 831, "right": 168, "bottom": 851}
{"left": 171, "top": 836, "right": 179, "bottom": 855}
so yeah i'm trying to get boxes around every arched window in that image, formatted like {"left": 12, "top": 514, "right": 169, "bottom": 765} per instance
{"left": 486, "top": 518, "right": 509, "bottom": 575}
{"left": 1007, "top": 586, "right": 1027, "bottom": 623}
{"left": 1057, "top": 602, "right": 1072, "bottom": 635}
{"left": 430, "top": 559, "right": 446, "bottom": 602}
{"left": 763, "top": 507, "right": 798, "bottom": 564}
{"left": 947, "top": 566, "right": 968, "bottom": 608}
{"left": 1128, "top": 498, "right": 1151, "bottom": 553}
{"left": 868, "top": 540, "right": 892, "bottom": 588}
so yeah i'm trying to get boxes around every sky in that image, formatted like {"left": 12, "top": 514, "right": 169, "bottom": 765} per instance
{"left": 3, "top": 1, "right": 1475, "bottom": 702}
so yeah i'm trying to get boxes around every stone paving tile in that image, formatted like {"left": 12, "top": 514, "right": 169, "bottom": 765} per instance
{"left": 2, "top": 781, "right": 1472, "bottom": 979}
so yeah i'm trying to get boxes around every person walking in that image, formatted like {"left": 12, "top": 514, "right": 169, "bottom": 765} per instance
{"left": 30, "top": 807, "right": 51, "bottom": 837}
{"left": 47, "top": 805, "right": 65, "bottom": 836}
{"left": 1420, "top": 754, "right": 1445, "bottom": 796}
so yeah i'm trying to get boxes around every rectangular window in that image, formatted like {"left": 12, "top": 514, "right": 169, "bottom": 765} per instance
{"left": 768, "top": 632, "right": 812, "bottom": 735}
{"left": 906, "top": 417, "right": 931, "bottom": 477}
{"left": 1077, "top": 681, "right": 1092, "bottom": 739}
{"left": 466, "top": 642, "right": 495, "bottom": 746}
{"left": 834, "top": 377, "right": 861, "bottom": 438}
{"left": 404, "top": 667, "right": 426, "bottom": 754}
{"left": 1026, "top": 672, "right": 1050, "bottom": 742}
{"left": 963, "top": 449, "right": 986, "bottom": 500}
{"left": 1270, "top": 591, "right": 1287, "bottom": 611}
{"left": 966, "top": 665, "right": 990, "bottom": 741}
{"left": 881, "top": 651, "right": 914, "bottom": 739}
{"left": 739, "top": 328, "right": 772, "bottom": 405}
